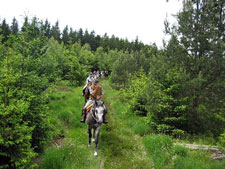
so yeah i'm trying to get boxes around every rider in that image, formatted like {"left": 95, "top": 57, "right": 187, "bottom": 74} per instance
{"left": 80, "top": 80, "right": 108, "bottom": 124}
{"left": 84, "top": 79, "right": 92, "bottom": 102}
{"left": 82, "top": 72, "right": 94, "bottom": 96}
{"left": 86, "top": 72, "right": 94, "bottom": 84}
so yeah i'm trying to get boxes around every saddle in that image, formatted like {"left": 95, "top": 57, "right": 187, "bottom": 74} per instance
{"left": 86, "top": 100, "right": 104, "bottom": 115}
{"left": 86, "top": 103, "right": 94, "bottom": 114}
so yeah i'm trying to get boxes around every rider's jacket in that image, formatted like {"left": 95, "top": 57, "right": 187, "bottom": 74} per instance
{"left": 90, "top": 84, "right": 103, "bottom": 99}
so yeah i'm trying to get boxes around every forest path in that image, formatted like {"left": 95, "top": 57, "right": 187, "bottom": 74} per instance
{"left": 40, "top": 79, "right": 152, "bottom": 169}
{"left": 97, "top": 79, "right": 152, "bottom": 169}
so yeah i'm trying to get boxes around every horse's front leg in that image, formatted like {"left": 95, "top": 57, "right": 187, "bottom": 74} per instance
{"left": 94, "top": 126, "right": 101, "bottom": 156}
{"left": 88, "top": 127, "right": 92, "bottom": 147}
{"left": 92, "top": 129, "right": 96, "bottom": 142}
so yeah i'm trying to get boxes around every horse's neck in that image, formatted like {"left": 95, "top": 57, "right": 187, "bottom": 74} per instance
{"left": 96, "top": 100, "right": 103, "bottom": 107}
{"left": 87, "top": 108, "right": 96, "bottom": 124}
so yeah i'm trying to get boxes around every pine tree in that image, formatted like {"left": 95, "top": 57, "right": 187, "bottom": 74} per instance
{"left": 164, "top": 0, "right": 225, "bottom": 134}
{"left": 10, "top": 17, "right": 19, "bottom": 35}
{"left": 0, "top": 19, "right": 11, "bottom": 43}
{"left": 62, "top": 25, "right": 69, "bottom": 45}
{"left": 50, "top": 21, "right": 61, "bottom": 41}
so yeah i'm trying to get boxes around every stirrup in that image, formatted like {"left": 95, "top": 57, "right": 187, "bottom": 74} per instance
{"left": 103, "top": 120, "right": 108, "bottom": 124}
{"left": 80, "top": 117, "right": 86, "bottom": 123}
{"left": 80, "top": 119, "right": 85, "bottom": 123}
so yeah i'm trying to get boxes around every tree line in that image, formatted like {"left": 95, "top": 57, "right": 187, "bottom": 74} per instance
{"left": 0, "top": 16, "right": 147, "bottom": 52}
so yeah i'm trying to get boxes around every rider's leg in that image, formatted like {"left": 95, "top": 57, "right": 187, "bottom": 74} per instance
{"left": 103, "top": 105, "right": 108, "bottom": 124}
{"left": 80, "top": 99, "right": 93, "bottom": 123}
{"left": 82, "top": 85, "right": 87, "bottom": 96}
{"left": 80, "top": 108, "right": 86, "bottom": 123}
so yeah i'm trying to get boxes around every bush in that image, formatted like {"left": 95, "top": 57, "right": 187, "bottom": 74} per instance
{"left": 120, "top": 69, "right": 148, "bottom": 116}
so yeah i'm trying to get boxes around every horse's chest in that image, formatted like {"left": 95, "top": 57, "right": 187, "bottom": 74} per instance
{"left": 91, "top": 123, "right": 100, "bottom": 129}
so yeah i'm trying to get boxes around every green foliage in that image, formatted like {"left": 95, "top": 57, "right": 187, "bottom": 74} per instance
{"left": 146, "top": 55, "right": 190, "bottom": 134}
{"left": 41, "top": 37, "right": 65, "bottom": 82}
{"left": 110, "top": 52, "right": 138, "bottom": 88}
{"left": 0, "top": 8, "right": 224, "bottom": 168}
{"left": 169, "top": 0, "right": 225, "bottom": 134}
{"left": 40, "top": 147, "right": 66, "bottom": 169}
{"left": 40, "top": 144, "right": 90, "bottom": 169}
{"left": 218, "top": 130, "right": 225, "bottom": 150}
{"left": 120, "top": 69, "right": 148, "bottom": 116}
{"left": 0, "top": 49, "right": 37, "bottom": 168}
{"left": 132, "top": 117, "right": 151, "bottom": 136}
{"left": 172, "top": 129, "right": 185, "bottom": 139}
{"left": 0, "top": 32, "right": 52, "bottom": 168}
{"left": 143, "top": 134, "right": 174, "bottom": 169}
{"left": 174, "top": 145, "right": 188, "bottom": 158}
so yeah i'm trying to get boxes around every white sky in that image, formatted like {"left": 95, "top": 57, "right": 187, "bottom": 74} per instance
{"left": 0, "top": 0, "right": 182, "bottom": 47}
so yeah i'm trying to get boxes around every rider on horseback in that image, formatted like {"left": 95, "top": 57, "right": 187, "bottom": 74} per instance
{"left": 82, "top": 72, "right": 94, "bottom": 96}
{"left": 80, "top": 80, "right": 108, "bottom": 124}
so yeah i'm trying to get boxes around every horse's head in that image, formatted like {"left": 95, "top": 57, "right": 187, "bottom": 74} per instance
{"left": 92, "top": 103, "right": 104, "bottom": 124}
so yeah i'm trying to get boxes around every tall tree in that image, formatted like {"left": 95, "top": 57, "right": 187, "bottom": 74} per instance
{"left": 21, "top": 16, "right": 29, "bottom": 32}
{"left": 50, "top": 21, "right": 61, "bottom": 41}
{"left": 40, "top": 19, "right": 51, "bottom": 38}
{"left": 10, "top": 17, "right": 19, "bottom": 35}
{"left": 0, "top": 19, "right": 11, "bottom": 43}
{"left": 62, "top": 25, "right": 69, "bottom": 45}
{"left": 165, "top": 0, "right": 225, "bottom": 134}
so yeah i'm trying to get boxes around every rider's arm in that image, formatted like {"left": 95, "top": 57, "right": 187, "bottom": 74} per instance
{"left": 97, "top": 88, "right": 103, "bottom": 100}
{"left": 89, "top": 86, "right": 94, "bottom": 95}
{"left": 90, "top": 84, "right": 98, "bottom": 96}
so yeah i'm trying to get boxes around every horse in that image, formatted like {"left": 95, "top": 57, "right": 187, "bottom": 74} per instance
{"left": 86, "top": 100, "right": 105, "bottom": 156}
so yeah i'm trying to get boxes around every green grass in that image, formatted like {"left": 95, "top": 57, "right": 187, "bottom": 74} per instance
{"left": 143, "top": 134, "right": 174, "bottom": 169}
{"left": 40, "top": 85, "right": 102, "bottom": 169}
{"left": 100, "top": 80, "right": 153, "bottom": 169}
{"left": 39, "top": 79, "right": 225, "bottom": 169}
{"left": 172, "top": 151, "right": 225, "bottom": 169}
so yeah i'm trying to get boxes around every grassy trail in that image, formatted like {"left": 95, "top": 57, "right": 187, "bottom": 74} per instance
{"left": 40, "top": 79, "right": 225, "bottom": 169}
{"left": 39, "top": 79, "right": 152, "bottom": 169}
{"left": 99, "top": 80, "right": 152, "bottom": 169}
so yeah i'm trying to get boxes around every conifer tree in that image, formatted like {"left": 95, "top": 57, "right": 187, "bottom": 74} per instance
{"left": 0, "top": 19, "right": 11, "bottom": 43}
{"left": 10, "top": 17, "right": 19, "bottom": 35}
{"left": 62, "top": 25, "right": 69, "bottom": 45}
{"left": 50, "top": 21, "right": 61, "bottom": 41}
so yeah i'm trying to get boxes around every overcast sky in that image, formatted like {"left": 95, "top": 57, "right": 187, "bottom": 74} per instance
{"left": 0, "top": 0, "right": 182, "bottom": 47}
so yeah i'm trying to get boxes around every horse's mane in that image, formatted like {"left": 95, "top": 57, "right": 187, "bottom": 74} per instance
{"left": 95, "top": 100, "right": 104, "bottom": 107}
